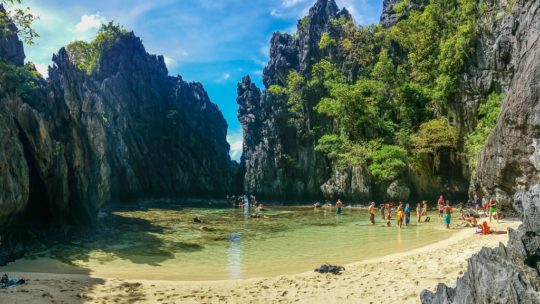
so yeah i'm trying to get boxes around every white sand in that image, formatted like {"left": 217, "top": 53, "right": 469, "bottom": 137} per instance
{"left": 0, "top": 220, "right": 520, "bottom": 304}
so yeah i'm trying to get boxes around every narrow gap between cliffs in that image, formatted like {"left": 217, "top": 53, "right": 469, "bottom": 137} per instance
{"left": 14, "top": 119, "right": 54, "bottom": 229}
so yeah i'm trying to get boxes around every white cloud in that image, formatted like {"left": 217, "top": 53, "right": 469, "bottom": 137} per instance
{"left": 74, "top": 13, "right": 106, "bottom": 33}
{"left": 227, "top": 131, "right": 243, "bottom": 162}
{"left": 34, "top": 63, "right": 49, "bottom": 79}
{"left": 223, "top": 73, "right": 231, "bottom": 80}
{"left": 270, "top": 9, "right": 282, "bottom": 17}
{"left": 260, "top": 44, "right": 270, "bottom": 56}
{"left": 282, "top": 0, "right": 307, "bottom": 8}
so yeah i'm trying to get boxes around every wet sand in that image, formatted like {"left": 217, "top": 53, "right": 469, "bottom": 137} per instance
{"left": 0, "top": 220, "right": 519, "bottom": 304}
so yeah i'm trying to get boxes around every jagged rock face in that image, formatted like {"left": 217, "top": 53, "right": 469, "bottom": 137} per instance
{"left": 320, "top": 166, "right": 371, "bottom": 201}
{"left": 239, "top": 0, "right": 466, "bottom": 202}
{"left": 380, "top": 0, "right": 428, "bottom": 28}
{"left": 0, "top": 30, "right": 235, "bottom": 263}
{"left": 239, "top": 0, "right": 346, "bottom": 200}
{"left": 49, "top": 34, "right": 234, "bottom": 202}
{"left": 380, "top": 0, "right": 402, "bottom": 28}
{"left": 0, "top": 5, "right": 25, "bottom": 66}
{"left": 422, "top": 1, "right": 540, "bottom": 302}
{"left": 471, "top": 0, "right": 540, "bottom": 207}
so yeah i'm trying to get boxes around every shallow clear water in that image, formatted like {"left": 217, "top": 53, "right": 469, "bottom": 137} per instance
{"left": 2, "top": 202, "right": 455, "bottom": 281}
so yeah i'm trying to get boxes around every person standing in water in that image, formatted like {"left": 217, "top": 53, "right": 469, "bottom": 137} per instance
{"left": 488, "top": 198, "right": 497, "bottom": 222}
{"left": 416, "top": 203, "right": 422, "bottom": 223}
{"left": 422, "top": 200, "right": 429, "bottom": 216}
{"left": 437, "top": 195, "right": 445, "bottom": 219}
{"left": 443, "top": 201, "right": 452, "bottom": 229}
{"left": 336, "top": 199, "right": 343, "bottom": 215}
{"left": 396, "top": 206, "right": 404, "bottom": 228}
{"left": 380, "top": 203, "right": 386, "bottom": 220}
{"left": 368, "top": 202, "right": 377, "bottom": 225}
{"left": 404, "top": 203, "right": 411, "bottom": 226}
{"left": 386, "top": 202, "right": 393, "bottom": 220}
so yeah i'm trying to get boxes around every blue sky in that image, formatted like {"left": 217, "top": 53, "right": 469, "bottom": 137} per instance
{"left": 15, "top": 0, "right": 383, "bottom": 161}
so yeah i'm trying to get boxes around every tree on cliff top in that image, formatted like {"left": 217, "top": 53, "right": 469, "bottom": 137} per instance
{"left": 0, "top": 0, "right": 38, "bottom": 44}
{"left": 66, "top": 22, "right": 129, "bottom": 75}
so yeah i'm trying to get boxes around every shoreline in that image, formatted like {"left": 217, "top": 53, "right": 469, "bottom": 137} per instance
{"left": 0, "top": 219, "right": 520, "bottom": 303}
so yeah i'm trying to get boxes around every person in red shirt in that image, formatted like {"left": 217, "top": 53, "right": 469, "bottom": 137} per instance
{"left": 437, "top": 195, "right": 445, "bottom": 218}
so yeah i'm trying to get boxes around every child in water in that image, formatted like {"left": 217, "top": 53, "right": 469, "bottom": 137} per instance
{"left": 396, "top": 206, "right": 404, "bottom": 229}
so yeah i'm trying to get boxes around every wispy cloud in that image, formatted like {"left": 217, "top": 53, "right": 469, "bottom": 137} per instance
{"left": 74, "top": 13, "right": 105, "bottom": 33}
{"left": 282, "top": 0, "right": 309, "bottom": 8}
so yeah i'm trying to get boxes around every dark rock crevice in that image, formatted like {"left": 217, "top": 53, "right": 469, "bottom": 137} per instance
{"left": 14, "top": 119, "right": 53, "bottom": 228}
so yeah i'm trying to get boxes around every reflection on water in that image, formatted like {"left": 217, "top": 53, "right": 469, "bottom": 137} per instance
{"left": 1, "top": 202, "right": 456, "bottom": 281}
{"left": 228, "top": 233, "right": 242, "bottom": 280}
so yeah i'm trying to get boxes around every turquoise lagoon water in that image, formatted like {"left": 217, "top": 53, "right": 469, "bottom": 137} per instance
{"left": 1, "top": 202, "right": 455, "bottom": 281}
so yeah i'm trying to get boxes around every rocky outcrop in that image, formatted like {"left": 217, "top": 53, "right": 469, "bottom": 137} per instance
{"left": 380, "top": 0, "right": 428, "bottom": 28}
{"left": 0, "top": 27, "right": 235, "bottom": 263}
{"left": 238, "top": 0, "right": 468, "bottom": 202}
{"left": 422, "top": 0, "right": 540, "bottom": 302}
{"left": 238, "top": 0, "right": 346, "bottom": 200}
{"left": 0, "top": 5, "right": 25, "bottom": 66}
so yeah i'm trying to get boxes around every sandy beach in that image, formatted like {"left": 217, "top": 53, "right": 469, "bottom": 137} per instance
{"left": 0, "top": 220, "right": 520, "bottom": 304}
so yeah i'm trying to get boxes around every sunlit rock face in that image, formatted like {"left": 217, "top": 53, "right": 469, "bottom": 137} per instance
{"left": 422, "top": 1, "right": 540, "bottom": 303}
{"left": 0, "top": 23, "right": 236, "bottom": 263}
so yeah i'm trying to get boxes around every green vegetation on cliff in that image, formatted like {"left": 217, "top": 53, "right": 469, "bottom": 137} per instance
{"left": 66, "top": 22, "right": 128, "bottom": 75}
{"left": 464, "top": 92, "right": 505, "bottom": 172}
{"left": 0, "top": 0, "right": 38, "bottom": 44}
{"left": 0, "top": 60, "right": 42, "bottom": 101}
{"left": 273, "top": 0, "right": 497, "bottom": 186}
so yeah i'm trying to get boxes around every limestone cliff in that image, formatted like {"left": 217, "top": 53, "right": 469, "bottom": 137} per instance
{"left": 0, "top": 24, "right": 235, "bottom": 263}
{"left": 238, "top": 0, "right": 350, "bottom": 200}
{"left": 422, "top": 0, "right": 540, "bottom": 302}
{"left": 237, "top": 0, "right": 469, "bottom": 202}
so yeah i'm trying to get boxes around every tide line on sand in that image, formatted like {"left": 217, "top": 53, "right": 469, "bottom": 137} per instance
{"left": 0, "top": 220, "right": 520, "bottom": 304}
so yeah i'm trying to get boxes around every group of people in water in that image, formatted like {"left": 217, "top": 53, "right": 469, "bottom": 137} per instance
{"left": 227, "top": 194, "right": 266, "bottom": 214}
{"left": 359, "top": 194, "right": 501, "bottom": 229}
{"left": 227, "top": 193, "right": 502, "bottom": 231}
